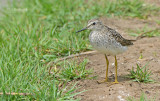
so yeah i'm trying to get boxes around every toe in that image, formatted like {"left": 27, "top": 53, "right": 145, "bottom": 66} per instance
{"left": 113, "top": 81, "right": 119, "bottom": 84}
{"left": 97, "top": 79, "right": 108, "bottom": 84}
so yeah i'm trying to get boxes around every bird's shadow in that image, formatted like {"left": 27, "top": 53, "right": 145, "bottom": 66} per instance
{"left": 108, "top": 74, "right": 131, "bottom": 82}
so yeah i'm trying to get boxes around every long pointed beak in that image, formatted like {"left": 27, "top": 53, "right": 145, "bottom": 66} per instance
{"left": 76, "top": 27, "right": 87, "bottom": 33}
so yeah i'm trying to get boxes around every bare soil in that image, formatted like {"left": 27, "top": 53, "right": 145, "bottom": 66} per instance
{"left": 74, "top": 3, "right": 160, "bottom": 100}
{"left": 75, "top": 37, "right": 160, "bottom": 101}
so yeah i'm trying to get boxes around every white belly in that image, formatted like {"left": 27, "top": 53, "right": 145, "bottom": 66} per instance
{"left": 89, "top": 32, "right": 128, "bottom": 55}
{"left": 92, "top": 43, "right": 128, "bottom": 55}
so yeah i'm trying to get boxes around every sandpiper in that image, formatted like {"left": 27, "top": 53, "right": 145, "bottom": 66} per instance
{"left": 76, "top": 19, "right": 133, "bottom": 84}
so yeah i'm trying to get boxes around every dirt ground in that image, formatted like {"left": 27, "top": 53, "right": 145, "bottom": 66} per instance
{"left": 75, "top": 36, "right": 160, "bottom": 101}
{"left": 74, "top": 1, "right": 160, "bottom": 100}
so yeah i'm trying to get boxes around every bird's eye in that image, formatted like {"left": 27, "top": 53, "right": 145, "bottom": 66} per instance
{"left": 92, "top": 22, "right": 96, "bottom": 25}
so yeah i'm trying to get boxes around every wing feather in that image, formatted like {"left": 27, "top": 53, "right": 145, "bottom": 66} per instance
{"left": 107, "top": 27, "right": 133, "bottom": 46}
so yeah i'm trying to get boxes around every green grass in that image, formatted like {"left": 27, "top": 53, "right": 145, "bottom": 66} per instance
{"left": 1, "top": 78, "right": 80, "bottom": 100}
{"left": 49, "top": 59, "right": 92, "bottom": 82}
{"left": 127, "top": 92, "right": 156, "bottom": 101}
{"left": 128, "top": 64, "right": 153, "bottom": 83}
{"left": 0, "top": 0, "right": 160, "bottom": 100}
{"left": 156, "top": 20, "right": 160, "bottom": 25}
{"left": 59, "top": 59, "right": 92, "bottom": 81}
{"left": 0, "top": 58, "right": 88, "bottom": 100}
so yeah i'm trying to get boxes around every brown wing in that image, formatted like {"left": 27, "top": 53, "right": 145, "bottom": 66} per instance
{"left": 108, "top": 27, "right": 133, "bottom": 46}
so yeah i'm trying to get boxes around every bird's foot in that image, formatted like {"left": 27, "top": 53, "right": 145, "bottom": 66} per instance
{"left": 112, "top": 80, "right": 119, "bottom": 84}
{"left": 97, "top": 79, "right": 109, "bottom": 84}
{"left": 97, "top": 80, "right": 119, "bottom": 85}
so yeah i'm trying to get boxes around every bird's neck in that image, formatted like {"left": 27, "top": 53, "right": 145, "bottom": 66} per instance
{"left": 92, "top": 26, "right": 106, "bottom": 32}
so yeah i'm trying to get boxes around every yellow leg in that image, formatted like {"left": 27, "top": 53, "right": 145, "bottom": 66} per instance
{"left": 113, "top": 56, "right": 119, "bottom": 84}
{"left": 105, "top": 54, "right": 109, "bottom": 81}
{"left": 97, "top": 54, "right": 109, "bottom": 83}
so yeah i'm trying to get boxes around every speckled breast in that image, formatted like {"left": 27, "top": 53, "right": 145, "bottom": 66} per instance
{"left": 89, "top": 31, "right": 127, "bottom": 55}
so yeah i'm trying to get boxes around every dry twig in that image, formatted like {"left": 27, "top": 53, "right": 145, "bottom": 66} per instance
{"left": 54, "top": 50, "right": 97, "bottom": 63}
{"left": 0, "top": 92, "right": 32, "bottom": 96}
{"left": 47, "top": 51, "right": 97, "bottom": 73}
{"left": 136, "top": 27, "right": 160, "bottom": 40}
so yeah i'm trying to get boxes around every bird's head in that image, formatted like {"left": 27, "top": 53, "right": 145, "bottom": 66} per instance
{"left": 76, "top": 19, "right": 103, "bottom": 33}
